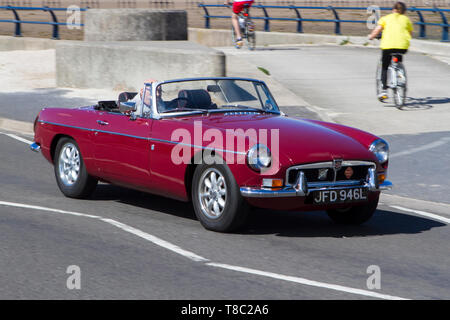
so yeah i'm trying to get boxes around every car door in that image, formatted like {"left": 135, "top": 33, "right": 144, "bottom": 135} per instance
{"left": 92, "top": 111, "right": 153, "bottom": 189}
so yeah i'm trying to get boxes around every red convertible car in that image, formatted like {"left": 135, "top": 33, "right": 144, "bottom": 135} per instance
{"left": 31, "top": 77, "right": 392, "bottom": 232}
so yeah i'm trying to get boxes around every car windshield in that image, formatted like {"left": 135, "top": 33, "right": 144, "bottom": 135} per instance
{"left": 154, "top": 79, "right": 280, "bottom": 114}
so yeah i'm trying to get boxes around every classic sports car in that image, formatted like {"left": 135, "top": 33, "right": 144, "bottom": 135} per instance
{"left": 30, "top": 77, "right": 392, "bottom": 232}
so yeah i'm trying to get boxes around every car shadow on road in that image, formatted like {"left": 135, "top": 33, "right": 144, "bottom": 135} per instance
{"left": 91, "top": 184, "right": 444, "bottom": 237}
{"left": 92, "top": 184, "right": 197, "bottom": 220}
{"left": 241, "top": 207, "right": 445, "bottom": 238}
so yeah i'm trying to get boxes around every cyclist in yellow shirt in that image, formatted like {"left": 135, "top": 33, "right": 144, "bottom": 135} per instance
{"left": 369, "top": 2, "right": 413, "bottom": 101}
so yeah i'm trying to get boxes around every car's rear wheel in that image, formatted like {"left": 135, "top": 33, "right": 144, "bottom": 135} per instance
{"left": 192, "top": 161, "right": 249, "bottom": 232}
{"left": 54, "top": 137, "right": 97, "bottom": 199}
{"left": 326, "top": 196, "right": 379, "bottom": 225}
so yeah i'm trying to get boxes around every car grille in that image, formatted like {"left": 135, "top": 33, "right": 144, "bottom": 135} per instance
{"left": 286, "top": 163, "right": 374, "bottom": 185}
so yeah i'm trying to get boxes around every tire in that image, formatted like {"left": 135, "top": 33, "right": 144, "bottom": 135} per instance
{"left": 246, "top": 20, "right": 256, "bottom": 50}
{"left": 393, "top": 64, "right": 407, "bottom": 107}
{"left": 326, "top": 196, "right": 379, "bottom": 225}
{"left": 375, "top": 60, "right": 383, "bottom": 97}
{"left": 192, "top": 160, "right": 249, "bottom": 232}
{"left": 54, "top": 137, "right": 97, "bottom": 199}
{"left": 246, "top": 29, "right": 256, "bottom": 51}
{"left": 231, "top": 25, "right": 242, "bottom": 49}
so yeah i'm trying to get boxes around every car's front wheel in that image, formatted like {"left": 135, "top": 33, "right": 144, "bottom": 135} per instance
{"left": 54, "top": 137, "right": 97, "bottom": 199}
{"left": 192, "top": 162, "right": 249, "bottom": 232}
{"left": 326, "top": 196, "right": 379, "bottom": 225}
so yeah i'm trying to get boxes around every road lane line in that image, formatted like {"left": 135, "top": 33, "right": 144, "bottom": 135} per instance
{"left": 0, "top": 200, "right": 208, "bottom": 263}
{"left": 0, "top": 199, "right": 410, "bottom": 300}
{"left": 206, "top": 262, "right": 408, "bottom": 300}
{"left": 101, "top": 218, "right": 209, "bottom": 262}
{"left": 0, "top": 201, "right": 102, "bottom": 219}
{"left": 388, "top": 205, "right": 450, "bottom": 224}
{"left": 0, "top": 132, "right": 34, "bottom": 145}
{"left": 390, "top": 137, "right": 450, "bottom": 159}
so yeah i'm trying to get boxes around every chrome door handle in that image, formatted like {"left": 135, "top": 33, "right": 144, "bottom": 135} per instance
{"left": 97, "top": 120, "right": 109, "bottom": 126}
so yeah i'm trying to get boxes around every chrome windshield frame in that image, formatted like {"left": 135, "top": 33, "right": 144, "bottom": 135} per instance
{"left": 145, "top": 77, "right": 281, "bottom": 119}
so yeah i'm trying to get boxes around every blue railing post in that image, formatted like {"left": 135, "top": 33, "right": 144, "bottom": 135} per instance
{"left": 8, "top": 6, "right": 22, "bottom": 37}
{"left": 199, "top": 4, "right": 210, "bottom": 29}
{"left": 435, "top": 7, "right": 449, "bottom": 42}
{"left": 260, "top": 6, "right": 270, "bottom": 32}
{"left": 411, "top": 7, "right": 426, "bottom": 39}
{"left": 328, "top": 6, "right": 341, "bottom": 35}
{"left": 290, "top": 6, "right": 303, "bottom": 33}
{"left": 43, "top": 6, "right": 59, "bottom": 39}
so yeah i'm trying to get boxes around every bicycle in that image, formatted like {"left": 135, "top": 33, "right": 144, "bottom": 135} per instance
{"left": 376, "top": 53, "right": 407, "bottom": 107}
{"left": 229, "top": 3, "right": 256, "bottom": 50}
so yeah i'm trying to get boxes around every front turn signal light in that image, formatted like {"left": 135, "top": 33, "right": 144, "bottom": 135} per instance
{"left": 262, "top": 179, "right": 283, "bottom": 188}
{"left": 378, "top": 174, "right": 386, "bottom": 184}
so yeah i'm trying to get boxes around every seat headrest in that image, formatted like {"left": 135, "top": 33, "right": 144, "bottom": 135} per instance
{"left": 178, "top": 89, "right": 212, "bottom": 109}
{"left": 118, "top": 92, "right": 138, "bottom": 103}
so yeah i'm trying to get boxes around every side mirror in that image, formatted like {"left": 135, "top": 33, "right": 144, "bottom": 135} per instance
{"left": 119, "top": 101, "right": 137, "bottom": 114}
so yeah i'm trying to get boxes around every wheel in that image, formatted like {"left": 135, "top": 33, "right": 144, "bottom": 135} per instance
{"left": 246, "top": 29, "right": 256, "bottom": 51}
{"left": 231, "top": 25, "right": 241, "bottom": 49}
{"left": 375, "top": 60, "right": 383, "bottom": 97}
{"left": 54, "top": 137, "right": 97, "bottom": 199}
{"left": 393, "top": 64, "right": 407, "bottom": 107}
{"left": 192, "top": 161, "right": 249, "bottom": 232}
{"left": 326, "top": 196, "right": 379, "bottom": 225}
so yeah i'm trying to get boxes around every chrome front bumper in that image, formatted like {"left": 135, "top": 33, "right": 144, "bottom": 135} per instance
{"left": 240, "top": 168, "right": 393, "bottom": 198}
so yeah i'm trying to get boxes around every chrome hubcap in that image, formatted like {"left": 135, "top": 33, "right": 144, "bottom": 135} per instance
{"left": 58, "top": 143, "right": 80, "bottom": 186}
{"left": 198, "top": 168, "right": 227, "bottom": 219}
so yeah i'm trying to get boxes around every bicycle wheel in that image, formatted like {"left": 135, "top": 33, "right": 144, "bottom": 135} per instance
{"left": 231, "top": 24, "right": 246, "bottom": 49}
{"left": 245, "top": 21, "right": 256, "bottom": 50}
{"left": 393, "top": 64, "right": 407, "bottom": 107}
{"left": 375, "top": 60, "right": 383, "bottom": 96}
{"left": 231, "top": 25, "right": 239, "bottom": 49}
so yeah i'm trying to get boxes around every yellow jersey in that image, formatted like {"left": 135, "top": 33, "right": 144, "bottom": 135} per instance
{"left": 378, "top": 13, "right": 413, "bottom": 50}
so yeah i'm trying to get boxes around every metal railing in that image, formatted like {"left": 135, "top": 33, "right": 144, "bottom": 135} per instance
{"left": 0, "top": 6, "right": 86, "bottom": 39}
{"left": 198, "top": 4, "right": 450, "bottom": 42}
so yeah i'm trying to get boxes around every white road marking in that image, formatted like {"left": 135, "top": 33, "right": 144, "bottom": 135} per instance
{"left": 206, "top": 262, "right": 408, "bottom": 300}
{"left": 0, "top": 132, "right": 34, "bottom": 145}
{"left": 0, "top": 200, "right": 208, "bottom": 263}
{"left": 0, "top": 199, "right": 409, "bottom": 300}
{"left": 390, "top": 137, "right": 450, "bottom": 159}
{"left": 388, "top": 205, "right": 450, "bottom": 224}
{"left": 101, "top": 218, "right": 209, "bottom": 262}
{"left": 0, "top": 201, "right": 101, "bottom": 219}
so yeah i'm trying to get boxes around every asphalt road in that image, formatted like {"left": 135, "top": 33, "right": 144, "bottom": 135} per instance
{"left": 0, "top": 132, "right": 449, "bottom": 299}
{"left": 222, "top": 45, "right": 450, "bottom": 204}
{"left": 1, "top": 45, "right": 450, "bottom": 300}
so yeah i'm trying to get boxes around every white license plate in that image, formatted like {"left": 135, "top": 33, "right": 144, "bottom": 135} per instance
{"left": 313, "top": 188, "right": 368, "bottom": 204}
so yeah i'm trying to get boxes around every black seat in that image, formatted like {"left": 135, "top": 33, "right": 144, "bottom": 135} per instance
{"left": 118, "top": 92, "right": 138, "bottom": 103}
{"left": 178, "top": 89, "right": 216, "bottom": 109}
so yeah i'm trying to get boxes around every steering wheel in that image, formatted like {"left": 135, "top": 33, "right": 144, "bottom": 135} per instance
{"left": 166, "top": 97, "right": 192, "bottom": 110}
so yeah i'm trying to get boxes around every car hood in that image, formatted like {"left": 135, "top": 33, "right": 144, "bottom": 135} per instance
{"left": 176, "top": 113, "right": 378, "bottom": 165}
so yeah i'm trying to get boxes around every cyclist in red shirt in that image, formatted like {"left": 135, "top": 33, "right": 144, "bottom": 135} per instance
{"left": 225, "top": 0, "right": 254, "bottom": 48}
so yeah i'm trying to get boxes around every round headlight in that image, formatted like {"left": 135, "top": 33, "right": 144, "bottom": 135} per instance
{"left": 369, "top": 139, "right": 389, "bottom": 164}
{"left": 247, "top": 144, "right": 272, "bottom": 171}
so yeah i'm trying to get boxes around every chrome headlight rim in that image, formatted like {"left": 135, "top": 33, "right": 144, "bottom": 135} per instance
{"left": 369, "top": 138, "right": 389, "bottom": 164}
{"left": 247, "top": 144, "right": 272, "bottom": 171}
